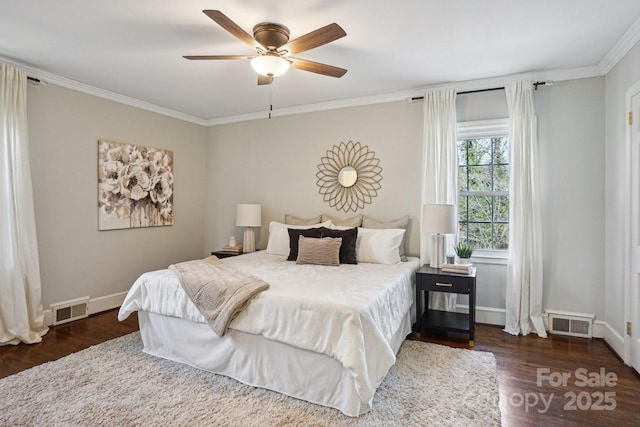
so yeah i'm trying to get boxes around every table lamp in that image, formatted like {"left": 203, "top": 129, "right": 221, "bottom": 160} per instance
{"left": 422, "top": 203, "right": 456, "bottom": 268}
{"left": 236, "top": 204, "right": 262, "bottom": 253}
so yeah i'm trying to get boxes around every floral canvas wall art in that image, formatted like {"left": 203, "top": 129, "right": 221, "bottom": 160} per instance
{"left": 98, "top": 140, "right": 174, "bottom": 230}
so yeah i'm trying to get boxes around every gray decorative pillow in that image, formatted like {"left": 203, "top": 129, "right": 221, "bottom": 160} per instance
{"left": 361, "top": 215, "right": 410, "bottom": 261}
{"left": 319, "top": 226, "right": 358, "bottom": 264}
{"left": 296, "top": 236, "right": 342, "bottom": 266}
{"left": 284, "top": 214, "right": 322, "bottom": 225}
{"left": 287, "top": 227, "right": 323, "bottom": 261}
{"left": 321, "top": 213, "right": 363, "bottom": 227}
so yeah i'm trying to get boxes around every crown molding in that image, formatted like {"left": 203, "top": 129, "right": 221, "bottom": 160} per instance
{"left": 51, "top": 74, "right": 208, "bottom": 126}
{"left": 209, "top": 66, "right": 605, "bottom": 125}
{"left": 599, "top": 15, "right": 640, "bottom": 74}
{"left": 414, "top": 66, "right": 603, "bottom": 96}
{"left": 205, "top": 90, "right": 419, "bottom": 126}
{"left": 0, "top": 55, "right": 612, "bottom": 128}
{"left": 0, "top": 55, "right": 208, "bottom": 126}
{"left": 207, "top": 66, "right": 605, "bottom": 126}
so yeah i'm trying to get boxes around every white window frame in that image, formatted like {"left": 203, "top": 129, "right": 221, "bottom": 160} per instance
{"left": 457, "top": 118, "right": 510, "bottom": 263}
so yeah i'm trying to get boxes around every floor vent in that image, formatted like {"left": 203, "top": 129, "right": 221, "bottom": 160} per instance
{"left": 51, "top": 297, "right": 90, "bottom": 326}
{"left": 547, "top": 311, "right": 594, "bottom": 338}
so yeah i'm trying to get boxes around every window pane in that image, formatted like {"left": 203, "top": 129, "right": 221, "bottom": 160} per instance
{"left": 468, "top": 166, "right": 492, "bottom": 191}
{"left": 493, "top": 195, "right": 509, "bottom": 222}
{"left": 493, "top": 223, "right": 509, "bottom": 249}
{"left": 468, "top": 222, "right": 492, "bottom": 249}
{"left": 456, "top": 126, "right": 509, "bottom": 251}
{"left": 492, "top": 137, "right": 509, "bottom": 164}
{"left": 458, "top": 166, "right": 468, "bottom": 191}
{"left": 494, "top": 165, "right": 509, "bottom": 191}
{"left": 458, "top": 222, "right": 468, "bottom": 243}
{"left": 458, "top": 140, "right": 469, "bottom": 166}
{"left": 468, "top": 195, "right": 492, "bottom": 221}
{"left": 458, "top": 195, "right": 468, "bottom": 222}
{"left": 467, "top": 138, "right": 492, "bottom": 165}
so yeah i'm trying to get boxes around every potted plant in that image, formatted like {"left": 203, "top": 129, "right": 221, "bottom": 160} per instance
{"left": 454, "top": 241, "right": 474, "bottom": 265}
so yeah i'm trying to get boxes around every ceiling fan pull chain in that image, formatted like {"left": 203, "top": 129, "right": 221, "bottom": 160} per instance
{"left": 269, "top": 87, "right": 273, "bottom": 119}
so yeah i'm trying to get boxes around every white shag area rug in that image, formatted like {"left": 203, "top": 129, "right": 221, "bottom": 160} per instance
{"left": 0, "top": 333, "right": 501, "bottom": 426}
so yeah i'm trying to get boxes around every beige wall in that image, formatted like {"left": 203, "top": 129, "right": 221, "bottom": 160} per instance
{"left": 27, "top": 84, "right": 207, "bottom": 307}
{"left": 206, "top": 80, "right": 607, "bottom": 321}
{"left": 536, "top": 77, "right": 605, "bottom": 317}
{"left": 24, "top": 73, "right": 608, "bottom": 324}
{"left": 205, "top": 101, "right": 424, "bottom": 256}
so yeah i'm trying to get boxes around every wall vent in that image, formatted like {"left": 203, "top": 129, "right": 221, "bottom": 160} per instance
{"left": 50, "top": 297, "right": 90, "bottom": 326}
{"left": 546, "top": 310, "right": 594, "bottom": 338}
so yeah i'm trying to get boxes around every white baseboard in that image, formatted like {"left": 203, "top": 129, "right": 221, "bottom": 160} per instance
{"left": 43, "top": 291, "right": 128, "bottom": 327}
{"left": 539, "top": 312, "right": 626, "bottom": 361}
{"left": 595, "top": 320, "right": 626, "bottom": 361}
{"left": 43, "top": 309, "right": 53, "bottom": 326}
{"left": 455, "top": 306, "right": 626, "bottom": 360}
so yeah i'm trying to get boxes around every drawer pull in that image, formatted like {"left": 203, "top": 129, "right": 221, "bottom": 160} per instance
{"left": 436, "top": 282, "right": 453, "bottom": 287}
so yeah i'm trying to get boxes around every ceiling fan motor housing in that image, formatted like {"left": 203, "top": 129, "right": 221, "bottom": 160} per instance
{"left": 253, "top": 23, "right": 290, "bottom": 51}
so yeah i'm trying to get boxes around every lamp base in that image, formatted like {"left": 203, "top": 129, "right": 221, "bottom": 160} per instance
{"left": 243, "top": 227, "right": 256, "bottom": 253}
{"left": 429, "top": 233, "right": 445, "bottom": 268}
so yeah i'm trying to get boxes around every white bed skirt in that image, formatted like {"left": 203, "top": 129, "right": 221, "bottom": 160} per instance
{"left": 138, "top": 307, "right": 413, "bottom": 417}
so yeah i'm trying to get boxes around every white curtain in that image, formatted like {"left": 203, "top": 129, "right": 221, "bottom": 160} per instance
{"left": 0, "top": 64, "right": 48, "bottom": 345}
{"left": 504, "top": 80, "right": 547, "bottom": 337}
{"left": 421, "top": 88, "right": 458, "bottom": 311}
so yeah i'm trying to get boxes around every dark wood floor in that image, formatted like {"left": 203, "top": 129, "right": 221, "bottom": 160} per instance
{"left": 412, "top": 329, "right": 640, "bottom": 427}
{"left": 0, "top": 310, "right": 139, "bottom": 379}
{"left": 1, "top": 310, "right": 639, "bottom": 426}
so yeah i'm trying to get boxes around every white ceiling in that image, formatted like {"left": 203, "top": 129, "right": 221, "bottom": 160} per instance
{"left": 2, "top": 0, "right": 640, "bottom": 125}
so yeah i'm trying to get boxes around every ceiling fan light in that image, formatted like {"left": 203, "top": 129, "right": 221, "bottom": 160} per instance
{"left": 251, "top": 55, "right": 290, "bottom": 77}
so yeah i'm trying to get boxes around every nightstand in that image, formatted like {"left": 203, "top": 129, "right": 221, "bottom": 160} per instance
{"left": 415, "top": 265, "right": 476, "bottom": 346}
{"left": 211, "top": 250, "right": 243, "bottom": 259}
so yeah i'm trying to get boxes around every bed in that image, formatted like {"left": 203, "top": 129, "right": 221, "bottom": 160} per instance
{"left": 118, "top": 232, "right": 419, "bottom": 417}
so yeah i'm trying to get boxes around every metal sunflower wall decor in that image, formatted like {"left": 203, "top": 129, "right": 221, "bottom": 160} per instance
{"left": 316, "top": 141, "right": 383, "bottom": 212}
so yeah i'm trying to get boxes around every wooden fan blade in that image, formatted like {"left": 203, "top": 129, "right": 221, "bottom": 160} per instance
{"left": 289, "top": 58, "right": 347, "bottom": 78}
{"left": 257, "top": 75, "right": 274, "bottom": 85}
{"left": 183, "top": 55, "right": 252, "bottom": 60}
{"left": 203, "top": 10, "right": 265, "bottom": 51}
{"left": 279, "top": 23, "right": 346, "bottom": 55}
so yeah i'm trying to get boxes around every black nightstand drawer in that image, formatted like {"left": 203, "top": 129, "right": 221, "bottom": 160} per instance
{"left": 419, "top": 274, "right": 471, "bottom": 293}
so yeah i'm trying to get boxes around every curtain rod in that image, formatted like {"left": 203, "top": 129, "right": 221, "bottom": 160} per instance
{"left": 408, "top": 81, "right": 552, "bottom": 102}
{"left": 409, "top": 86, "right": 504, "bottom": 102}
{"left": 27, "top": 76, "right": 48, "bottom": 86}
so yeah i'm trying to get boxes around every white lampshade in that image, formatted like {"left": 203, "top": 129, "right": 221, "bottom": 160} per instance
{"left": 236, "top": 204, "right": 261, "bottom": 253}
{"left": 251, "top": 54, "right": 290, "bottom": 77}
{"left": 236, "top": 204, "right": 262, "bottom": 227}
{"left": 422, "top": 204, "right": 456, "bottom": 234}
{"left": 422, "top": 204, "right": 456, "bottom": 268}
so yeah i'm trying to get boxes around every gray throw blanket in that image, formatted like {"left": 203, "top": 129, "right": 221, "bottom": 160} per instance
{"left": 169, "top": 256, "right": 269, "bottom": 337}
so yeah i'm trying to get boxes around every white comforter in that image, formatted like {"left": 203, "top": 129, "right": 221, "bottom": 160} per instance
{"left": 118, "top": 251, "right": 419, "bottom": 404}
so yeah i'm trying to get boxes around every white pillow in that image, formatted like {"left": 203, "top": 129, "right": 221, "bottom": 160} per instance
{"left": 266, "top": 220, "right": 332, "bottom": 256}
{"left": 328, "top": 223, "right": 355, "bottom": 231}
{"left": 356, "top": 227, "right": 405, "bottom": 265}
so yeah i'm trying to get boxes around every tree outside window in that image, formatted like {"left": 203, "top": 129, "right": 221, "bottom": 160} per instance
{"left": 457, "top": 131, "right": 509, "bottom": 250}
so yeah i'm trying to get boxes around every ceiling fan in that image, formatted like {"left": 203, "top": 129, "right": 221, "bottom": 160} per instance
{"left": 184, "top": 10, "right": 347, "bottom": 85}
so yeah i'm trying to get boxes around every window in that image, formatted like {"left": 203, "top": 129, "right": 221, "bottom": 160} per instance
{"left": 457, "top": 119, "right": 510, "bottom": 251}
